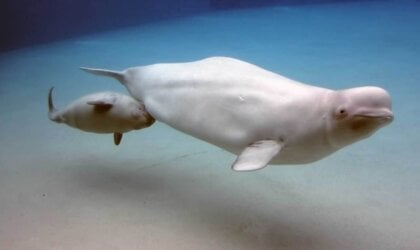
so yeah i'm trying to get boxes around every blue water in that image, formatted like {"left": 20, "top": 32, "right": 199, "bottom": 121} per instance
{"left": 0, "top": 1, "right": 419, "bottom": 249}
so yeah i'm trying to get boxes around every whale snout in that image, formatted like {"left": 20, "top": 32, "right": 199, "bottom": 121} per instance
{"left": 376, "top": 109, "right": 394, "bottom": 123}
{"left": 345, "top": 86, "right": 393, "bottom": 125}
{"left": 376, "top": 111, "right": 394, "bottom": 124}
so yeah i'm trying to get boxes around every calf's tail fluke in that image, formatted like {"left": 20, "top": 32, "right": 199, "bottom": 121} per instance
{"left": 80, "top": 67, "right": 125, "bottom": 84}
{"left": 48, "top": 87, "right": 63, "bottom": 123}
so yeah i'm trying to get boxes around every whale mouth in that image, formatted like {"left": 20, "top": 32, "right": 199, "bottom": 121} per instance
{"left": 350, "top": 111, "right": 393, "bottom": 133}
{"left": 354, "top": 111, "right": 394, "bottom": 124}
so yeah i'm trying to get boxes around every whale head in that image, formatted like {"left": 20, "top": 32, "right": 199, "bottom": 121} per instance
{"left": 114, "top": 96, "right": 155, "bottom": 131}
{"left": 326, "top": 86, "right": 393, "bottom": 148}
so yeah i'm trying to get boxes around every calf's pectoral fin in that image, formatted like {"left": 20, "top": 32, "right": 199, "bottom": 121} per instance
{"left": 87, "top": 100, "right": 114, "bottom": 112}
{"left": 114, "top": 132, "right": 123, "bottom": 145}
{"left": 232, "top": 139, "right": 283, "bottom": 172}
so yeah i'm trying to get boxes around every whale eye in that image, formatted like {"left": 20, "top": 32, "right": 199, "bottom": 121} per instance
{"left": 335, "top": 106, "right": 348, "bottom": 119}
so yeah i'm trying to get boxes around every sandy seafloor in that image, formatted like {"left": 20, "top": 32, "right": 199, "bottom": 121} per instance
{"left": 0, "top": 1, "right": 419, "bottom": 249}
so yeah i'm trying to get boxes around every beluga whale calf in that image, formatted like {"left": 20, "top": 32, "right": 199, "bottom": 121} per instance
{"left": 81, "top": 56, "right": 393, "bottom": 171}
{"left": 48, "top": 87, "right": 155, "bottom": 145}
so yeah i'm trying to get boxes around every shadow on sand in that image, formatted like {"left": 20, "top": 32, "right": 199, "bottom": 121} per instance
{"left": 74, "top": 161, "right": 338, "bottom": 250}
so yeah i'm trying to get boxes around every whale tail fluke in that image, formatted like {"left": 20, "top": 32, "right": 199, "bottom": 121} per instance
{"left": 48, "top": 87, "right": 64, "bottom": 123}
{"left": 80, "top": 67, "right": 125, "bottom": 84}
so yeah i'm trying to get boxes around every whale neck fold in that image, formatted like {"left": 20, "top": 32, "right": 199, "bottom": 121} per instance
{"left": 322, "top": 90, "right": 342, "bottom": 150}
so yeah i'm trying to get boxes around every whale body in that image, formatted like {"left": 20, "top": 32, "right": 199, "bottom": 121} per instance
{"left": 81, "top": 57, "right": 393, "bottom": 170}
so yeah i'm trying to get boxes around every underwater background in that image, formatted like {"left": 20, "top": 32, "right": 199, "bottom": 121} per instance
{"left": 0, "top": 0, "right": 419, "bottom": 249}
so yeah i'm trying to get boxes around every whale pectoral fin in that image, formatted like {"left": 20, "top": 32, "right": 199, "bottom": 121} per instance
{"left": 232, "top": 140, "right": 283, "bottom": 172}
{"left": 114, "top": 132, "right": 123, "bottom": 145}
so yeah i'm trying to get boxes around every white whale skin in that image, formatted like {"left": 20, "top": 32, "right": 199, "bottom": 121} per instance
{"left": 81, "top": 57, "right": 393, "bottom": 170}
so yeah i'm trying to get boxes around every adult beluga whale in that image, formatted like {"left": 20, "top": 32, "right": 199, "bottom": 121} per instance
{"left": 81, "top": 57, "right": 393, "bottom": 171}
